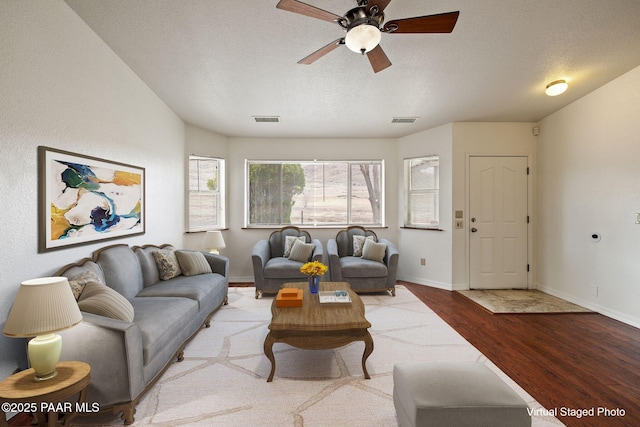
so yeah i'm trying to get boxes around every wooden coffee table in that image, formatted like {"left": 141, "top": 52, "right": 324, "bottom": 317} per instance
{"left": 264, "top": 281, "right": 373, "bottom": 382}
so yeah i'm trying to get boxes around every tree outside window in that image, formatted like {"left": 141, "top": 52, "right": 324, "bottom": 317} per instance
{"left": 246, "top": 160, "right": 384, "bottom": 227}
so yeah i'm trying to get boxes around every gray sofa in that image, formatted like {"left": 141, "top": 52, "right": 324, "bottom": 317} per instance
{"left": 327, "top": 226, "right": 399, "bottom": 296}
{"left": 251, "top": 226, "right": 323, "bottom": 298}
{"left": 55, "top": 243, "right": 229, "bottom": 425}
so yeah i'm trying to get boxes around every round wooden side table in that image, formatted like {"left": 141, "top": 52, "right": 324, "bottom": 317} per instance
{"left": 0, "top": 361, "right": 91, "bottom": 427}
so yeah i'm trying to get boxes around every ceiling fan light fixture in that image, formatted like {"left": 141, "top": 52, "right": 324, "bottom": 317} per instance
{"left": 545, "top": 79, "right": 568, "bottom": 96}
{"left": 345, "top": 24, "right": 381, "bottom": 54}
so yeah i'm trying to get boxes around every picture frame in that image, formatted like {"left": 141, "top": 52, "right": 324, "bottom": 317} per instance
{"left": 38, "top": 146, "right": 145, "bottom": 252}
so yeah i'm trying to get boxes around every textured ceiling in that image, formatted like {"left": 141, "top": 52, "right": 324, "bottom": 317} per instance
{"left": 64, "top": 0, "right": 640, "bottom": 138}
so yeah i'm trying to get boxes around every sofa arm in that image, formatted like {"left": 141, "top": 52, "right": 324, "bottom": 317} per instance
{"left": 326, "top": 239, "right": 343, "bottom": 281}
{"left": 311, "top": 238, "right": 324, "bottom": 263}
{"left": 59, "top": 312, "right": 144, "bottom": 407}
{"left": 379, "top": 238, "right": 399, "bottom": 287}
{"left": 202, "top": 252, "right": 229, "bottom": 277}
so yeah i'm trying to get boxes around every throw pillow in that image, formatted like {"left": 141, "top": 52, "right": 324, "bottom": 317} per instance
{"left": 78, "top": 282, "right": 134, "bottom": 322}
{"left": 68, "top": 270, "right": 103, "bottom": 301}
{"left": 284, "top": 235, "right": 306, "bottom": 257}
{"left": 288, "top": 239, "right": 315, "bottom": 263}
{"left": 175, "top": 250, "right": 212, "bottom": 276}
{"left": 152, "top": 248, "right": 182, "bottom": 280}
{"left": 361, "top": 238, "right": 387, "bottom": 263}
{"left": 353, "top": 235, "right": 375, "bottom": 257}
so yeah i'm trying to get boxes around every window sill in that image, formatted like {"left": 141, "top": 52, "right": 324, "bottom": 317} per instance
{"left": 401, "top": 226, "right": 444, "bottom": 231}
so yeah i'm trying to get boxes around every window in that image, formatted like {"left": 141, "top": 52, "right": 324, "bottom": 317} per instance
{"left": 246, "top": 160, "right": 384, "bottom": 227}
{"left": 404, "top": 155, "right": 439, "bottom": 228}
{"left": 188, "top": 155, "right": 224, "bottom": 231}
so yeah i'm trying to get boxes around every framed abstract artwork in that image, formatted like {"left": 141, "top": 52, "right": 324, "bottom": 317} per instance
{"left": 38, "top": 146, "right": 145, "bottom": 252}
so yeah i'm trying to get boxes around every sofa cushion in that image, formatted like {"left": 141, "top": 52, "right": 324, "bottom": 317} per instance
{"left": 69, "top": 270, "right": 103, "bottom": 300}
{"left": 340, "top": 256, "right": 388, "bottom": 278}
{"left": 175, "top": 250, "right": 212, "bottom": 276}
{"left": 78, "top": 282, "right": 134, "bottom": 322}
{"left": 136, "top": 273, "right": 223, "bottom": 311}
{"left": 153, "top": 248, "right": 182, "bottom": 280}
{"left": 353, "top": 235, "right": 375, "bottom": 257}
{"left": 284, "top": 235, "right": 306, "bottom": 257}
{"left": 95, "top": 245, "right": 144, "bottom": 299}
{"left": 129, "top": 296, "right": 199, "bottom": 364}
{"left": 288, "top": 239, "right": 315, "bottom": 263}
{"left": 264, "top": 257, "right": 307, "bottom": 279}
{"left": 361, "top": 239, "right": 387, "bottom": 263}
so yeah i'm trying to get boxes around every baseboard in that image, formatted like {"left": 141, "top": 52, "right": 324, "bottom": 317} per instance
{"left": 536, "top": 283, "right": 640, "bottom": 329}
{"left": 397, "top": 275, "right": 452, "bottom": 291}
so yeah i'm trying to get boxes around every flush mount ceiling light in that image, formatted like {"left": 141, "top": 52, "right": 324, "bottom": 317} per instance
{"left": 545, "top": 79, "right": 568, "bottom": 96}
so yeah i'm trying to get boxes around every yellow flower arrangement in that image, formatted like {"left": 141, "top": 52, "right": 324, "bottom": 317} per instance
{"left": 300, "top": 260, "right": 328, "bottom": 277}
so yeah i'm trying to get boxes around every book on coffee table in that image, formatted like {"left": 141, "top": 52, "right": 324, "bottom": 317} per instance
{"left": 318, "top": 291, "right": 352, "bottom": 303}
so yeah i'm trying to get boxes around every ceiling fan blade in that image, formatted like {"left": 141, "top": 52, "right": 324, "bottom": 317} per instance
{"left": 367, "top": 0, "right": 393, "bottom": 14}
{"left": 367, "top": 45, "right": 392, "bottom": 73}
{"left": 384, "top": 11, "right": 460, "bottom": 33}
{"left": 276, "top": 0, "right": 341, "bottom": 23}
{"left": 298, "top": 38, "right": 344, "bottom": 65}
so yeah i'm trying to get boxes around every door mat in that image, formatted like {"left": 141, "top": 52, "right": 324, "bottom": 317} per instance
{"left": 457, "top": 289, "right": 592, "bottom": 314}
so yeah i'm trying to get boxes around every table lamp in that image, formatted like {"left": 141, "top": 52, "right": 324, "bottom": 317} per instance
{"left": 204, "top": 230, "right": 226, "bottom": 254}
{"left": 3, "top": 277, "right": 83, "bottom": 381}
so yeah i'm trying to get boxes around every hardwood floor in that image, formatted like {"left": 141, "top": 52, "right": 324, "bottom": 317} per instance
{"left": 403, "top": 281, "right": 640, "bottom": 427}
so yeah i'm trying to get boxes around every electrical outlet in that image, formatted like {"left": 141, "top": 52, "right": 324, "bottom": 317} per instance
{"left": 420, "top": 258, "right": 426, "bottom": 266}
{"left": 589, "top": 285, "right": 598, "bottom": 297}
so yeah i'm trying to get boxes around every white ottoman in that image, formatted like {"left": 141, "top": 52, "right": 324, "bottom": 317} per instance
{"left": 393, "top": 362, "right": 531, "bottom": 427}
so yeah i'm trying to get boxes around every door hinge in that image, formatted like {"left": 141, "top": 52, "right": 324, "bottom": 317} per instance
{"left": 527, "top": 215, "right": 530, "bottom": 223}
{"left": 527, "top": 264, "right": 530, "bottom": 272}
{"left": 527, "top": 167, "right": 530, "bottom": 175}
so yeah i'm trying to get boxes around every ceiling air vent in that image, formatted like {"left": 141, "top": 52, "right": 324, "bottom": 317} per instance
{"left": 253, "top": 116, "right": 280, "bottom": 123}
{"left": 392, "top": 117, "right": 418, "bottom": 124}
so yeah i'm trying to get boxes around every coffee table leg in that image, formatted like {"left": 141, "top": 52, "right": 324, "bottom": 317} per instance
{"left": 264, "top": 332, "right": 276, "bottom": 382}
{"left": 362, "top": 331, "right": 374, "bottom": 379}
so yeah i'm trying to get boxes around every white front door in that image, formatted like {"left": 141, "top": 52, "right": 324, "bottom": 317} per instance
{"left": 469, "top": 156, "right": 529, "bottom": 289}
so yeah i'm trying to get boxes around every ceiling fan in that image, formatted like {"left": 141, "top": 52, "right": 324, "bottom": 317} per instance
{"left": 276, "top": 0, "right": 460, "bottom": 73}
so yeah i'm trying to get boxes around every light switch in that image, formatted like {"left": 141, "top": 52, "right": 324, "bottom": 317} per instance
{"left": 455, "top": 210, "right": 464, "bottom": 219}
{"left": 455, "top": 220, "right": 464, "bottom": 229}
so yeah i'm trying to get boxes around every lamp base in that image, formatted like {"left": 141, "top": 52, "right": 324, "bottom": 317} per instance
{"left": 209, "top": 249, "right": 220, "bottom": 254}
{"left": 28, "top": 333, "right": 62, "bottom": 381}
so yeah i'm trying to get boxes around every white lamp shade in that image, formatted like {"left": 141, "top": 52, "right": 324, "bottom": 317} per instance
{"left": 204, "top": 230, "right": 226, "bottom": 251}
{"left": 3, "top": 277, "right": 83, "bottom": 338}
{"left": 345, "top": 24, "right": 382, "bottom": 53}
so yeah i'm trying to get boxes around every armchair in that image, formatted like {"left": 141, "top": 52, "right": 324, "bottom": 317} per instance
{"left": 251, "top": 226, "right": 323, "bottom": 298}
{"left": 327, "top": 226, "right": 399, "bottom": 296}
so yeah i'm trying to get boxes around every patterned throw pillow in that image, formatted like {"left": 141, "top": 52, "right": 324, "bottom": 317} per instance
{"left": 361, "top": 238, "right": 387, "bottom": 263}
{"left": 288, "top": 239, "right": 315, "bottom": 263}
{"left": 152, "top": 248, "right": 182, "bottom": 280}
{"left": 69, "top": 270, "right": 103, "bottom": 301}
{"left": 78, "top": 282, "right": 134, "bottom": 322}
{"left": 353, "top": 235, "right": 375, "bottom": 257}
{"left": 284, "top": 235, "right": 306, "bottom": 257}
{"left": 175, "top": 250, "right": 212, "bottom": 276}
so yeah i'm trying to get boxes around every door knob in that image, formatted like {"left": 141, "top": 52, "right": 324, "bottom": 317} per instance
{"left": 471, "top": 228, "right": 478, "bottom": 233}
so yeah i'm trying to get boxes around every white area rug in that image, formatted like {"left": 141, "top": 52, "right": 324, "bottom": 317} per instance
{"left": 73, "top": 286, "right": 563, "bottom": 426}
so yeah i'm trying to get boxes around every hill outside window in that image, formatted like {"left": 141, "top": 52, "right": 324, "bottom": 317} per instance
{"left": 246, "top": 160, "right": 384, "bottom": 227}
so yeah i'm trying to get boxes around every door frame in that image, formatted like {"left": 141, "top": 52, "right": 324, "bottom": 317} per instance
{"left": 464, "top": 153, "right": 533, "bottom": 290}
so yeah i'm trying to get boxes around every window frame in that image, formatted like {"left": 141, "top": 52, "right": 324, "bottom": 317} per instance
{"left": 404, "top": 155, "right": 440, "bottom": 229}
{"left": 187, "top": 154, "right": 225, "bottom": 232}
{"left": 244, "top": 159, "right": 385, "bottom": 228}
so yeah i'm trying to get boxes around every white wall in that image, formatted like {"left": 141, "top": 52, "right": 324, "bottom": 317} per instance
{"left": 396, "top": 124, "right": 454, "bottom": 288}
{"left": 536, "top": 65, "right": 640, "bottom": 328}
{"left": 0, "top": 1, "right": 185, "bottom": 377}
{"left": 221, "top": 137, "right": 398, "bottom": 282}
